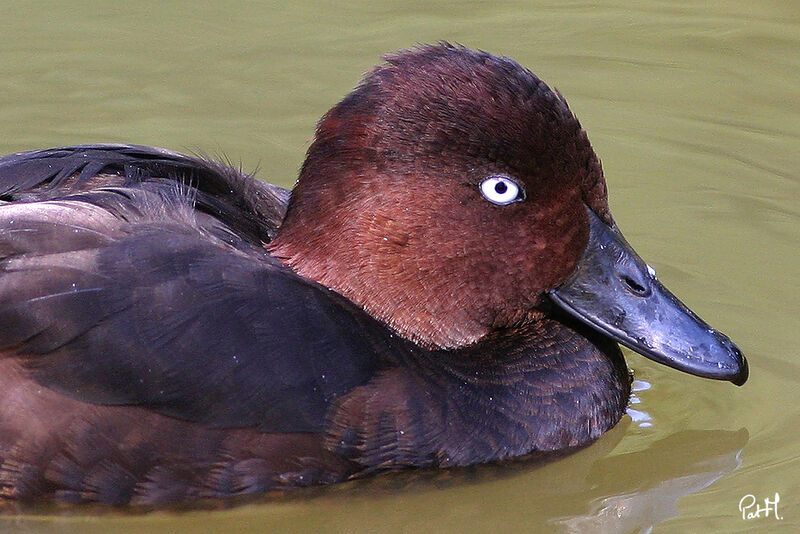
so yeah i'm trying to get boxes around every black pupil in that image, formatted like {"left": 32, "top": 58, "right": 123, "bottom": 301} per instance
{"left": 494, "top": 181, "right": 508, "bottom": 195}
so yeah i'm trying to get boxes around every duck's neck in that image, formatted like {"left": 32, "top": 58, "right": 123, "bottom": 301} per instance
{"left": 326, "top": 317, "right": 632, "bottom": 469}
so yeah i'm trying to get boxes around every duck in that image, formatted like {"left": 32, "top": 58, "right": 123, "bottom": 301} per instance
{"left": 0, "top": 43, "right": 747, "bottom": 506}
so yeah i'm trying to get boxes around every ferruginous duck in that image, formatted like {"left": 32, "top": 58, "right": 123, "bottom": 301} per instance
{"left": 0, "top": 43, "right": 746, "bottom": 505}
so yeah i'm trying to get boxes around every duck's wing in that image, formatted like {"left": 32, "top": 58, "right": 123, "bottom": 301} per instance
{"left": 0, "top": 145, "right": 384, "bottom": 433}
{"left": 0, "top": 144, "right": 290, "bottom": 243}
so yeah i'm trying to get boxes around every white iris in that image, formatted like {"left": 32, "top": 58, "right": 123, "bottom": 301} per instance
{"left": 480, "top": 175, "right": 523, "bottom": 205}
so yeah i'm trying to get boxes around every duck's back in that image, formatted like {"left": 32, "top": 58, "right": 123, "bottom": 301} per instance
{"left": 0, "top": 145, "right": 391, "bottom": 504}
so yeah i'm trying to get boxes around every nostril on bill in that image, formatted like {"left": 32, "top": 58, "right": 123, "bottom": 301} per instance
{"left": 621, "top": 274, "right": 648, "bottom": 296}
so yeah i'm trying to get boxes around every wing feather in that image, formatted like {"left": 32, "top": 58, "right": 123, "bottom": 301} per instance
{"left": 0, "top": 146, "right": 387, "bottom": 433}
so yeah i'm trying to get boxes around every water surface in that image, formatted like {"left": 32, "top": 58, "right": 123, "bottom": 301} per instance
{"left": 0, "top": 1, "right": 798, "bottom": 532}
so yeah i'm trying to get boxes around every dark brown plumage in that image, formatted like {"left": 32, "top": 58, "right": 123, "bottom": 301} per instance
{"left": 0, "top": 44, "right": 745, "bottom": 505}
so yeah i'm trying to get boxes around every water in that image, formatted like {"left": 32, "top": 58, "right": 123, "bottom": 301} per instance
{"left": 1, "top": 1, "right": 798, "bottom": 532}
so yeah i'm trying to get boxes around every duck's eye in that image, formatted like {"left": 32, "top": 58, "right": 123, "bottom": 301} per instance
{"left": 480, "top": 175, "right": 524, "bottom": 206}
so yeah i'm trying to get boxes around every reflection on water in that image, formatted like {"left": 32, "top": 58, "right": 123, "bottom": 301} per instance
{"left": 553, "top": 430, "right": 748, "bottom": 534}
{"left": 627, "top": 379, "right": 654, "bottom": 428}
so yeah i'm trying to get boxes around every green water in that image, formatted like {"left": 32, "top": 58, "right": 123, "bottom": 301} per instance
{"left": 0, "top": 1, "right": 798, "bottom": 532}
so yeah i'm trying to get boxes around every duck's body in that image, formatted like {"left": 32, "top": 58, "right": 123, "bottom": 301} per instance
{"left": 0, "top": 45, "right": 745, "bottom": 505}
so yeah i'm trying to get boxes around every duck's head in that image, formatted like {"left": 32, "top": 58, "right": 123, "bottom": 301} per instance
{"left": 271, "top": 43, "right": 747, "bottom": 385}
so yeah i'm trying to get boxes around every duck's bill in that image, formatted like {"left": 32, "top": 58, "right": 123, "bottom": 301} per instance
{"left": 548, "top": 207, "right": 748, "bottom": 386}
